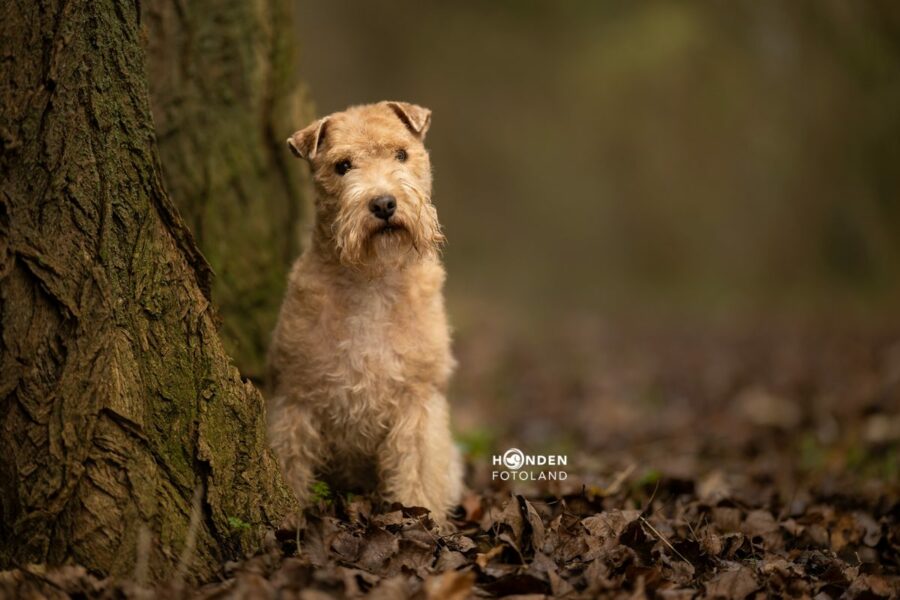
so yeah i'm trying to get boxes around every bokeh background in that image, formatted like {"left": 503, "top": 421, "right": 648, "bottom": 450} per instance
{"left": 296, "top": 0, "right": 900, "bottom": 323}
{"left": 293, "top": 1, "right": 899, "bottom": 487}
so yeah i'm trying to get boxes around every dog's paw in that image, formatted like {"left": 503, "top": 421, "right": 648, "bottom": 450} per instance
{"left": 434, "top": 516, "right": 458, "bottom": 537}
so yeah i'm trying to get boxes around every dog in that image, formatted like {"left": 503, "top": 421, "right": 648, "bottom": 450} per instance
{"left": 267, "top": 101, "right": 462, "bottom": 525}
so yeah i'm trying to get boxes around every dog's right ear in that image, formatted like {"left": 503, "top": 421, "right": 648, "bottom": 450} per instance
{"left": 287, "top": 117, "right": 329, "bottom": 160}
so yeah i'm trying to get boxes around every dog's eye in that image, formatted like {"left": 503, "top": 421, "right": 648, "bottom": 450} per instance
{"left": 335, "top": 159, "right": 352, "bottom": 176}
{"left": 395, "top": 148, "right": 408, "bottom": 162}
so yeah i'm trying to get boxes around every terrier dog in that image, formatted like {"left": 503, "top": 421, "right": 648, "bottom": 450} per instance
{"left": 267, "top": 101, "right": 462, "bottom": 524}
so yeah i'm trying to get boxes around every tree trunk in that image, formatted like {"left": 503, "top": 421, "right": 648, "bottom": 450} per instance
{"left": 0, "top": 0, "right": 296, "bottom": 581}
{"left": 142, "top": 0, "right": 313, "bottom": 378}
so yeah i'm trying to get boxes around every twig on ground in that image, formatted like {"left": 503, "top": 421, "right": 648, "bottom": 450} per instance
{"left": 639, "top": 516, "right": 694, "bottom": 568}
{"left": 605, "top": 464, "right": 636, "bottom": 495}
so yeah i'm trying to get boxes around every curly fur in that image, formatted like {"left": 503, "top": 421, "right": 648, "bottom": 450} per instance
{"left": 267, "top": 101, "right": 462, "bottom": 523}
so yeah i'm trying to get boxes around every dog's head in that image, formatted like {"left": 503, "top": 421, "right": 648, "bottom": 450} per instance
{"left": 287, "top": 101, "right": 444, "bottom": 269}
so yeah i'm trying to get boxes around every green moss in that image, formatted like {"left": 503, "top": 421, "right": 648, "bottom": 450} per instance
{"left": 310, "top": 480, "right": 332, "bottom": 505}
{"left": 227, "top": 516, "right": 252, "bottom": 532}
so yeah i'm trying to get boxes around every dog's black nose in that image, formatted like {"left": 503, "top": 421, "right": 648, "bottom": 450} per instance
{"left": 369, "top": 195, "right": 397, "bottom": 221}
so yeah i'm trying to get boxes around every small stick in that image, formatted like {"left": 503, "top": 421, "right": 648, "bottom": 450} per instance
{"left": 604, "top": 464, "right": 636, "bottom": 495}
{"left": 685, "top": 518, "right": 699, "bottom": 542}
{"left": 640, "top": 516, "right": 694, "bottom": 568}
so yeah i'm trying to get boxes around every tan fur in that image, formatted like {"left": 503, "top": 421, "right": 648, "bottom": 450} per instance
{"left": 268, "top": 101, "right": 462, "bottom": 523}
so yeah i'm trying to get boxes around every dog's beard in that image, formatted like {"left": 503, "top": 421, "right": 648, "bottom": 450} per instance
{"left": 368, "top": 220, "right": 414, "bottom": 262}
{"left": 330, "top": 178, "right": 444, "bottom": 268}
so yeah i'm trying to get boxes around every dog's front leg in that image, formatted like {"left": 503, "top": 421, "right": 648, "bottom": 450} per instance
{"left": 267, "top": 397, "right": 322, "bottom": 518}
{"left": 378, "top": 389, "right": 460, "bottom": 523}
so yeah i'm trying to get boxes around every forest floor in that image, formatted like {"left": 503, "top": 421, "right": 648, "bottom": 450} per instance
{"left": 3, "top": 318, "right": 899, "bottom": 598}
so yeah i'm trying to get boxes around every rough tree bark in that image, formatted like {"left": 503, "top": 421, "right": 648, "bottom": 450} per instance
{"left": 142, "top": 0, "right": 313, "bottom": 378}
{"left": 0, "top": 0, "right": 297, "bottom": 580}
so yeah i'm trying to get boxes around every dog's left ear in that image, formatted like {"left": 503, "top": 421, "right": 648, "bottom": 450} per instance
{"left": 386, "top": 101, "right": 432, "bottom": 140}
{"left": 287, "top": 117, "right": 329, "bottom": 160}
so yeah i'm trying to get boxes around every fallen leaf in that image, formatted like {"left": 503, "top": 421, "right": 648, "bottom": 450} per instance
{"left": 741, "top": 510, "right": 782, "bottom": 550}
{"left": 705, "top": 564, "right": 759, "bottom": 599}
{"left": 698, "top": 471, "right": 732, "bottom": 504}
{"left": 582, "top": 509, "right": 641, "bottom": 543}
{"left": 424, "top": 569, "right": 475, "bottom": 600}
{"left": 475, "top": 545, "right": 505, "bottom": 569}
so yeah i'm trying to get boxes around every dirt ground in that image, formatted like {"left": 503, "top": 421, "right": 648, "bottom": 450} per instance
{"left": 2, "top": 319, "right": 898, "bottom": 598}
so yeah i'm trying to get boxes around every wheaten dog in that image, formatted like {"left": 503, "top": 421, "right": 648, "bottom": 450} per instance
{"left": 267, "top": 101, "right": 462, "bottom": 524}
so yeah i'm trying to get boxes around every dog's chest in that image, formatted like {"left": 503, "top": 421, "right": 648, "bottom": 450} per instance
{"left": 316, "top": 280, "right": 446, "bottom": 406}
{"left": 338, "top": 303, "right": 406, "bottom": 384}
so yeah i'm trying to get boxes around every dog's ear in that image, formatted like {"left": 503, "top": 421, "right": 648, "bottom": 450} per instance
{"left": 386, "top": 101, "right": 431, "bottom": 139}
{"left": 287, "top": 117, "right": 329, "bottom": 160}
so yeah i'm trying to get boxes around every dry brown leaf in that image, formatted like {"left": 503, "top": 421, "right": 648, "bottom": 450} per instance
{"left": 435, "top": 548, "right": 468, "bottom": 571}
{"left": 520, "top": 496, "right": 547, "bottom": 553}
{"left": 475, "top": 544, "right": 506, "bottom": 569}
{"left": 582, "top": 509, "right": 641, "bottom": 542}
{"left": 712, "top": 507, "right": 742, "bottom": 533}
{"left": 704, "top": 564, "right": 759, "bottom": 599}
{"left": 356, "top": 526, "right": 400, "bottom": 574}
{"left": 424, "top": 569, "right": 475, "bottom": 600}
{"left": 741, "top": 510, "right": 782, "bottom": 550}
{"left": 460, "top": 491, "right": 484, "bottom": 522}
{"left": 698, "top": 471, "right": 732, "bottom": 505}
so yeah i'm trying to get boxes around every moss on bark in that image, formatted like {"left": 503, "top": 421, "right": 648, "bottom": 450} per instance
{"left": 0, "top": 0, "right": 297, "bottom": 580}
{"left": 143, "top": 0, "right": 313, "bottom": 378}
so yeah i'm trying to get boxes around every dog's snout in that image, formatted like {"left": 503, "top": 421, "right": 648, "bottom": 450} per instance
{"left": 369, "top": 195, "right": 397, "bottom": 221}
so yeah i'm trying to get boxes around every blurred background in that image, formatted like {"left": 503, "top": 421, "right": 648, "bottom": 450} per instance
{"left": 294, "top": 1, "right": 900, "bottom": 490}
{"left": 297, "top": 0, "right": 900, "bottom": 324}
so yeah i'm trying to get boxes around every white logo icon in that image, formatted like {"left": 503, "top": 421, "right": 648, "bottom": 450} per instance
{"left": 502, "top": 448, "right": 525, "bottom": 470}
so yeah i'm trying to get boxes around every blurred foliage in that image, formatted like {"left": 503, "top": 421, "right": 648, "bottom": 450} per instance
{"left": 310, "top": 480, "right": 334, "bottom": 506}
{"left": 296, "top": 0, "right": 900, "bottom": 326}
{"left": 456, "top": 427, "right": 497, "bottom": 459}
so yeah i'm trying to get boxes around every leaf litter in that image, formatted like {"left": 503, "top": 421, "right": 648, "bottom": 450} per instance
{"left": 2, "top": 322, "right": 898, "bottom": 598}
